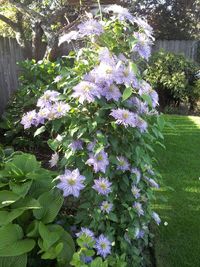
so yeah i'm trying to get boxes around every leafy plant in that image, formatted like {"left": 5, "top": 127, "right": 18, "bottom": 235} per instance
{"left": 0, "top": 152, "right": 75, "bottom": 267}
{"left": 146, "top": 50, "right": 200, "bottom": 111}
{"left": 19, "top": 5, "right": 164, "bottom": 266}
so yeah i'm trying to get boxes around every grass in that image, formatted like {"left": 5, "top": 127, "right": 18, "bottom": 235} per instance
{"left": 153, "top": 115, "right": 200, "bottom": 267}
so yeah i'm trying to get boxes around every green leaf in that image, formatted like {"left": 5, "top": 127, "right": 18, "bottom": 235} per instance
{"left": 0, "top": 191, "right": 21, "bottom": 208}
{"left": 122, "top": 87, "right": 132, "bottom": 101}
{"left": 9, "top": 181, "right": 32, "bottom": 198}
{"left": 0, "top": 254, "right": 27, "bottom": 267}
{"left": 34, "top": 126, "right": 46, "bottom": 137}
{"left": 0, "top": 210, "right": 25, "bottom": 226}
{"left": 33, "top": 190, "right": 63, "bottom": 223}
{"left": 38, "top": 222, "right": 61, "bottom": 251}
{"left": 0, "top": 224, "right": 35, "bottom": 256}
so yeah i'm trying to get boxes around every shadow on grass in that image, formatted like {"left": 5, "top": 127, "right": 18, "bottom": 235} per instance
{"left": 153, "top": 115, "right": 200, "bottom": 267}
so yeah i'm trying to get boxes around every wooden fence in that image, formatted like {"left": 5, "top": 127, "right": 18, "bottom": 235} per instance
{"left": 0, "top": 37, "right": 199, "bottom": 114}
{"left": 0, "top": 37, "right": 24, "bottom": 114}
{"left": 153, "top": 40, "right": 199, "bottom": 62}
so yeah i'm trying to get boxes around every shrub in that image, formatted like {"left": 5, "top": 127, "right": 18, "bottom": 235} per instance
{"left": 146, "top": 50, "right": 200, "bottom": 111}
{"left": 0, "top": 152, "right": 75, "bottom": 267}
{"left": 19, "top": 5, "right": 163, "bottom": 266}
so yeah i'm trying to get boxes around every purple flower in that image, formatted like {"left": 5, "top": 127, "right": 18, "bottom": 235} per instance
{"left": 93, "top": 63, "right": 121, "bottom": 86}
{"left": 133, "top": 17, "right": 154, "bottom": 39}
{"left": 21, "top": 110, "right": 38, "bottom": 129}
{"left": 51, "top": 102, "right": 70, "bottom": 119}
{"left": 110, "top": 108, "right": 138, "bottom": 128}
{"left": 131, "top": 185, "right": 141, "bottom": 199}
{"left": 87, "top": 140, "right": 97, "bottom": 152}
{"left": 92, "top": 177, "right": 112, "bottom": 196}
{"left": 78, "top": 19, "right": 104, "bottom": 37}
{"left": 101, "top": 84, "right": 121, "bottom": 101}
{"left": 116, "top": 156, "right": 130, "bottom": 171}
{"left": 100, "top": 201, "right": 113, "bottom": 214}
{"left": 49, "top": 152, "right": 59, "bottom": 168}
{"left": 69, "top": 140, "right": 83, "bottom": 152}
{"left": 131, "top": 168, "right": 141, "bottom": 184}
{"left": 132, "top": 32, "right": 152, "bottom": 60}
{"left": 95, "top": 234, "right": 111, "bottom": 259}
{"left": 86, "top": 150, "right": 109, "bottom": 173}
{"left": 98, "top": 47, "right": 116, "bottom": 64}
{"left": 145, "top": 177, "right": 159, "bottom": 188}
{"left": 149, "top": 90, "right": 159, "bottom": 108}
{"left": 133, "top": 202, "right": 144, "bottom": 216}
{"left": 56, "top": 169, "right": 85, "bottom": 197}
{"left": 72, "top": 81, "right": 101, "bottom": 104}
{"left": 127, "top": 97, "right": 149, "bottom": 114}
{"left": 37, "top": 107, "right": 50, "bottom": 124}
{"left": 54, "top": 75, "right": 62, "bottom": 83}
{"left": 135, "top": 228, "right": 145, "bottom": 239}
{"left": 76, "top": 227, "right": 95, "bottom": 239}
{"left": 81, "top": 256, "right": 93, "bottom": 264}
{"left": 104, "top": 4, "right": 133, "bottom": 21}
{"left": 119, "top": 66, "right": 138, "bottom": 86}
{"left": 138, "top": 80, "right": 152, "bottom": 96}
{"left": 37, "top": 90, "right": 60, "bottom": 108}
{"left": 135, "top": 117, "right": 148, "bottom": 133}
{"left": 152, "top": 212, "right": 161, "bottom": 225}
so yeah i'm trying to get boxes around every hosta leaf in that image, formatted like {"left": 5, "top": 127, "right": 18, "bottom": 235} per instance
{"left": 0, "top": 191, "right": 20, "bottom": 208}
{"left": 33, "top": 190, "right": 63, "bottom": 223}
{"left": 0, "top": 210, "right": 25, "bottom": 226}
{"left": 0, "top": 239, "right": 35, "bottom": 257}
{"left": 0, "top": 254, "right": 27, "bottom": 267}
{"left": 9, "top": 181, "right": 32, "bottom": 198}
{"left": 38, "top": 222, "right": 61, "bottom": 251}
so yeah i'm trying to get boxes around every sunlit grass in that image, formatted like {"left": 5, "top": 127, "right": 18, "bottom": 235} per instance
{"left": 153, "top": 115, "right": 200, "bottom": 267}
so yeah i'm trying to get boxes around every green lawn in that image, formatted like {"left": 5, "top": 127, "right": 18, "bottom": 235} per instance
{"left": 153, "top": 115, "right": 200, "bottom": 267}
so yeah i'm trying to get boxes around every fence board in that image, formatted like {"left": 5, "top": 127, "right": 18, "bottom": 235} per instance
{"left": 0, "top": 37, "right": 24, "bottom": 114}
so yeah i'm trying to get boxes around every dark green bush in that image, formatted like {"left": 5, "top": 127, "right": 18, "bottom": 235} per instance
{"left": 145, "top": 51, "right": 200, "bottom": 111}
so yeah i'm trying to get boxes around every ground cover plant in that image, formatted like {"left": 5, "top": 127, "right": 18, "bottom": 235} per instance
{"left": 1, "top": 4, "right": 164, "bottom": 267}
{"left": 153, "top": 115, "right": 200, "bottom": 267}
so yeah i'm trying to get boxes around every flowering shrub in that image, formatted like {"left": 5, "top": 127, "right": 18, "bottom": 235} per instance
{"left": 21, "top": 4, "right": 163, "bottom": 266}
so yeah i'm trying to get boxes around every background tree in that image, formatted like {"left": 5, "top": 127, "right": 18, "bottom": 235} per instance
{"left": 0, "top": 0, "right": 128, "bottom": 61}
{"left": 131, "top": 0, "right": 200, "bottom": 40}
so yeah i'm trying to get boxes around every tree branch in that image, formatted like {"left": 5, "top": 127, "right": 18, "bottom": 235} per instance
{"left": 0, "top": 13, "right": 19, "bottom": 30}
{"left": 8, "top": 0, "right": 44, "bottom": 21}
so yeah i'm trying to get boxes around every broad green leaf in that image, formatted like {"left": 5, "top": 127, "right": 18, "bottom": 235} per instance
{"left": 0, "top": 191, "right": 20, "bottom": 208}
{"left": 33, "top": 190, "right": 63, "bottom": 223}
{"left": 0, "top": 254, "right": 27, "bottom": 267}
{"left": 0, "top": 210, "right": 24, "bottom": 226}
{"left": 0, "top": 224, "right": 35, "bottom": 256}
{"left": 38, "top": 222, "right": 61, "bottom": 251}
{"left": 9, "top": 181, "right": 32, "bottom": 198}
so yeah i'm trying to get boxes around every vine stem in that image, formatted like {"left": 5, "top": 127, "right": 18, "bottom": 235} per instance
{"left": 97, "top": 0, "right": 103, "bottom": 21}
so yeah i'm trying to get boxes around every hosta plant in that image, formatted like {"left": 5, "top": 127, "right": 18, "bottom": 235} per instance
{"left": 21, "top": 4, "right": 164, "bottom": 266}
{"left": 0, "top": 153, "right": 75, "bottom": 267}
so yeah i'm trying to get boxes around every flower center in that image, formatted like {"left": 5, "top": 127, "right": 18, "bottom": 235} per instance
{"left": 100, "top": 242, "right": 107, "bottom": 249}
{"left": 68, "top": 178, "right": 76, "bottom": 186}
{"left": 122, "top": 112, "right": 129, "bottom": 119}
{"left": 83, "top": 85, "right": 91, "bottom": 92}
{"left": 100, "top": 183, "right": 107, "bottom": 190}
{"left": 97, "top": 155, "right": 103, "bottom": 161}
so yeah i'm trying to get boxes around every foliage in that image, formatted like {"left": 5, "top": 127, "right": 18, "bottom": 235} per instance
{"left": 19, "top": 6, "right": 163, "bottom": 266}
{"left": 131, "top": 0, "right": 200, "bottom": 40}
{"left": 0, "top": 58, "right": 73, "bottom": 153}
{"left": 0, "top": 152, "right": 75, "bottom": 267}
{"left": 145, "top": 51, "right": 200, "bottom": 111}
